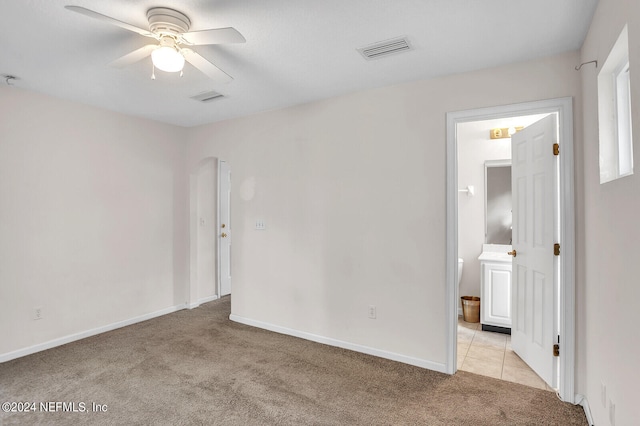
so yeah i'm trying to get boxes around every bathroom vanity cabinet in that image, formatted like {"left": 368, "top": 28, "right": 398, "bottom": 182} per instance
{"left": 478, "top": 245, "right": 512, "bottom": 333}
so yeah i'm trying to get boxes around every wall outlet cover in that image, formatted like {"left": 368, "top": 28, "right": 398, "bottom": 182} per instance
{"left": 368, "top": 305, "right": 377, "bottom": 319}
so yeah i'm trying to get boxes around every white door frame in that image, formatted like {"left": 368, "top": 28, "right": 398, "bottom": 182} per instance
{"left": 445, "top": 97, "right": 576, "bottom": 403}
{"left": 188, "top": 158, "right": 218, "bottom": 309}
{"left": 216, "top": 159, "right": 223, "bottom": 298}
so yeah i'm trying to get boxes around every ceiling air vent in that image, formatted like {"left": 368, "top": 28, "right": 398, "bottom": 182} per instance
{"left": 191, "top": 90, "right": 225, "bottom": 103}
{"left": 357, "top": 36, "right": 412, "bottom": 60}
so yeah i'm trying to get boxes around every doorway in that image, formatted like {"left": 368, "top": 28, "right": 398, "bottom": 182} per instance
{"left": 188, "top": 158, "right": 232, "bottom": 308}
{"left": 445, "top": 98, "right": 576, "bottom": 403}
{"left": 219, "top": 160, "right": 231, "bottom": 297}
{"left": 456, "top": 114, "right": 551, "bottom": 389}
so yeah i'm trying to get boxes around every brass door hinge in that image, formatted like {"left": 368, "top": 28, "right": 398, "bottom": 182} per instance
{"left": 553, "top": 143, "right": 560, "bottom": 156}
{"left": 554, "top": 243, "right": 560, "bottom": 256}
{"left": 553, "top": 344, "right": 560, "bottom": 357}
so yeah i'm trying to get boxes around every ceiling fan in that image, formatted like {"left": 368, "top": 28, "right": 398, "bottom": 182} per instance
{"left": 65, "top": 5, "right": 246, "bottom": 83}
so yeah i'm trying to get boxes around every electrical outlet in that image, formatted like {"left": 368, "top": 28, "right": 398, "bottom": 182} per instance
{"left": 34, "top": 307, "right": 42, "bottom": 320}
{"left": 609, "top": 400, "right": 615, "bottom": 426}
{"left": 601, "top": 382, "right": 607, "bottom": 407}
{"left": 368, "top": 305, "right": 376, "bottom": 319}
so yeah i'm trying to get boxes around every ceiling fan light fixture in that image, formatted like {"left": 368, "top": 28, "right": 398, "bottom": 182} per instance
{"left": 151, "top": 46, "right": 185, "bottom": 72}
{"left": 64, "top": 6, "right": 244, "bottom": 83}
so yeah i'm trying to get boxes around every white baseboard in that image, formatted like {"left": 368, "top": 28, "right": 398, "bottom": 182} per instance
{"left": 0, "top": 303, "right": 187, "bottom": 363}
{"left": 229, "top": 314, "right": 447, "bottom": 373}
{"left": 188, "top": 294, "right": 220, "bottom": 309}
{"left": 199, "top": 295, "right": 219, "bottom": 304}
{"left": 575, "top": 394, "right": 594, "bottom": 425}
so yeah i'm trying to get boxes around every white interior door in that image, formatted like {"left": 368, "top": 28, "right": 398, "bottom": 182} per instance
{"left": 219, "top": 160, "right": 231, "bottom": 296}
{"left": 510, "top": 114, "right": 558, "bottom": 387}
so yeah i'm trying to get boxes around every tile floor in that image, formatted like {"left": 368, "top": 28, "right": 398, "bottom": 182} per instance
{"left": 457, "top": 316, "right": 554, "bottom": 391}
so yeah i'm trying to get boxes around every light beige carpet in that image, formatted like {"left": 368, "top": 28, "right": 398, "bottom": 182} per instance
{"left": 0, "top": 297, "right": 587, "bottom": 425}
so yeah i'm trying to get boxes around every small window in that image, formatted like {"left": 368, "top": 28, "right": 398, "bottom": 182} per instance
{"left": 598, "top": 25, "right": 634, "bottom": 183}
{"left": 615, "top": 62, "right": 633, "bottom": 176}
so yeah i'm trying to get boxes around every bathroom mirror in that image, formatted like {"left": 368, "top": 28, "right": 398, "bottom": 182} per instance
{"left": 485, "top": 159, "right": 512, "bottom": 244}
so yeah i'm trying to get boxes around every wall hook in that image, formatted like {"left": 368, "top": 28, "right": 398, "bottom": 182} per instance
{"left": 575, "top": 60, "right": 598, "bottom": 71}
{"left": 458, "top": 185, "right": 475, "bottom": 197}
{"left": 3, "top": 75, "right": 18, "bottom": 86}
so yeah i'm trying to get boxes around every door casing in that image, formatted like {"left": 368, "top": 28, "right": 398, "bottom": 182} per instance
{"left": 445, "top": 97, "right": 575, "bottom": 403}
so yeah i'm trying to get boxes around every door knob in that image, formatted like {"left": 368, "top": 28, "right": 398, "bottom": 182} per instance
{"left": 508, "top": 250, "right": 517, "bottom": 257}
{"left": 221, "top": 233, "right": 227, "bottom": 238}
{"left": 221, "top": 224, "right": 226, "bottom": 228}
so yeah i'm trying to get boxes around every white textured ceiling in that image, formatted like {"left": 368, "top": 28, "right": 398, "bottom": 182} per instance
{"left": 0, "top": 0, "right": 598, "bottom": 127}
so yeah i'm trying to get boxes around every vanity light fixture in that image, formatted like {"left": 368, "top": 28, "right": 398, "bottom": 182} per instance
{"left": 490, "top": 126, "right": 523, "bottom": 139}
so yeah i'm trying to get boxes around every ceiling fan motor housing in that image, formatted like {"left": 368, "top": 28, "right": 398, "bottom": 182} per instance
{"left": 147, "top": 8, "right": 191, "bottom": 36}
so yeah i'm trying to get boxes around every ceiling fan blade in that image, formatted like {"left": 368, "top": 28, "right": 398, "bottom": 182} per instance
{"left": 181, "top": 27, "right": 246, "bottom": 45}
{"left": 109, "top": 45, "right": 157, "bottom": 68}
{"left": 65, "top": 5, "right": 156, "bottom": 38}
{"left": 182, "top": 49, "right": 233, "bottom": 84}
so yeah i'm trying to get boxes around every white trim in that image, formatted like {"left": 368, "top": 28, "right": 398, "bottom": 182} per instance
{"left": 0, "top": 304, "right": 187, "bottom": 363}
{"left": 445, "top": 97, "right": 575, "bottom": 402}
{"left": 575, "top": 394, "right": 595, "bottom": 426}
{"left": 445, "top": 103, "right": 459, "bottom": 375}
{"left": 188, "top": 296, "right": 219, "bottom": 310}
{"left": 188, "top": 170, "right": 199, "bottom": 307}
{"left": 199, "top": 295, "right": 219, "bottom": 305}
{"left": 557, "top": 98, "right": 576, "bottom": 404}
{"left": 230, "top": 314, "right": 447, "bottom": 373}
{"left": 217, "top": 159, "right": 224, "bottom": 297}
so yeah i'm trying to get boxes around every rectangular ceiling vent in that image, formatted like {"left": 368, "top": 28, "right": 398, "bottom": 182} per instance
{"left": 357, "top": 36, "right": 412, "bottom": 60}
{"left": 191, "top": 90, "right": 225, "bottom": 103}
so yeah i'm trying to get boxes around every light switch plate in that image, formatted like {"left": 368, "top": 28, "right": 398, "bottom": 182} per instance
{"left": 255, "top": 220, "right": 266, "bottom": 230}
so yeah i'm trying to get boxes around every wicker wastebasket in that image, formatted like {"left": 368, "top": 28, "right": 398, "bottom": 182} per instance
{"left": 461, "top": 296, "right": 480, "bottom": 323}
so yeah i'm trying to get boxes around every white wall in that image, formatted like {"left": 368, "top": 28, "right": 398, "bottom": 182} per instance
{"left": 187, "top": 51, "right": 581, "bottom": 368}
{"left": 0, "top": 86, "right": 188, "bottom": 358}
{"left": 579, "top": 0, "right": 640, "bottom": 424}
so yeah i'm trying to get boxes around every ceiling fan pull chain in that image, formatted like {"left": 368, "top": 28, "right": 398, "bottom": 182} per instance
{"left": 151, "top": 64, "right": 156, "bottom": 80}
{"left": 180, "top": 70, "right": 183, "bottom": 77}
